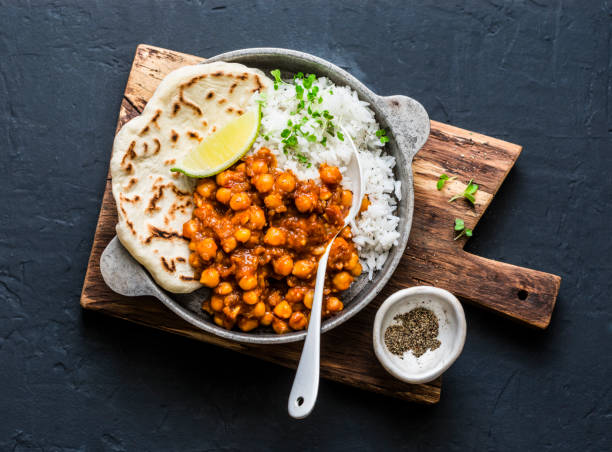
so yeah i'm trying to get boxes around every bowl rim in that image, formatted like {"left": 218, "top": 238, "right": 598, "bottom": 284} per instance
{"left": 151, "top": 47, "right": 428, "bottom": 344}
{"left": 372, "top": 286, "right": 467, "bottom": 384}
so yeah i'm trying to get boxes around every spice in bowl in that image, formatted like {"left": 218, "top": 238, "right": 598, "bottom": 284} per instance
{"left": 384, "top": 307, "right": 441, "bottom": 358}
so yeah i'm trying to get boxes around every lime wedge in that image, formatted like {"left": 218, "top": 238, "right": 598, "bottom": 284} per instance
{"left": 171, "top": 106, "right": 260, "bottom": 178}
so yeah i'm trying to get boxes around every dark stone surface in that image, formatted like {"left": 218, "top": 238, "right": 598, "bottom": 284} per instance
{"left": 0, "top": 0, "right": 610, "bottom": 450}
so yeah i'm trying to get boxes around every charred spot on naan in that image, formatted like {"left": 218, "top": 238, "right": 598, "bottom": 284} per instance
{"left": 146, "top": 182, "right": 191, "bottom": 214}
{"left": 187, "top": 131, "right": 201, "bottom": 141}
{"left": 121, "top": 141, "right": 137, "bottom": 171}
{"left": 123, "top": 177, "right": 138, "bottom": 191}
{"left": 172, "top": 102, "right": 181, "bottom": 116}
{"left": 171, "top": 130, "right": 179, "bottom": 143}
{"left": 120, "top": 193, "right": 140, "bottom": 203}
{"left": 161, "top": 257, "right": 176, "bottom": 273}
{"left": 138, "top": 110, "right": 162, "bottom": 136}
{"left": 180, "top": 275, "right": 198, "bottom": 281}
{"left": 144, "top": 224, "right": 188, "bottom": 244}
{"left": 164, "top": 159, "right": 176, "bottom": 166}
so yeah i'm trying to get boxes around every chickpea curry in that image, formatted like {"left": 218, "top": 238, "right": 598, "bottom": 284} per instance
{"left": 182, "top": 148, "right": 365, "bottom": 334}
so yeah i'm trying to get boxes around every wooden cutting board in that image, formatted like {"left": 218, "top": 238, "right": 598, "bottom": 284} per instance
{"left": 80, "top": 45, "right": 561, "bottom": 405}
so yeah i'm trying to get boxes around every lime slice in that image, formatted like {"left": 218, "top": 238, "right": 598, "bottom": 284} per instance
{"left": 171, "top": 106, "right": 260, "bottom": 178}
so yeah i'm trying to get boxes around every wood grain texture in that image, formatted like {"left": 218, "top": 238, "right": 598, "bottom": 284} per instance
{"left": 81, "top": 44, "right": 561, "bottom": 405}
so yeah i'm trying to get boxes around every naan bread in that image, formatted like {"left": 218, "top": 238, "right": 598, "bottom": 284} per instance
{"left": 110, "top": 62, "right": 272, "bottom": 293}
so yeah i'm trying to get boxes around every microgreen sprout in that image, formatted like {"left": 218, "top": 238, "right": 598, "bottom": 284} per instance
{"left": 453, "top": 218, "right": 473, "bottom": 240}
{"left": 270, "top": 69, "right": 283, "bottom": 90}
{"left": 436, "top": 173, "right": 457, "bottom": 190}
{"left": 376, "top": 129, "right": 390, "bottom": 144}
{"left": 449, "top": 179, "right": 479, "bottom": 204}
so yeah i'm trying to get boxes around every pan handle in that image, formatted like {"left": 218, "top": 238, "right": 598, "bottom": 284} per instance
{"left": 379, "top": 95, "right": 430, "bottom": 161}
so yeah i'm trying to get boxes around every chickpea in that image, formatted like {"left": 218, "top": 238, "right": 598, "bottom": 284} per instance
{"left": 319, "top": 186, "right": 332, "bottom": 200}
{"left": 289, "top": 311, "right": 308, "bottom": 330}
{"left": 295, "top": 194, "right": 314, "bottom": 213}
{"left": 341, "top": 190, "right": 353, "bottom": 207}
{"left": 183, "top": 219, "right": 199, "bottom": 240}
{"left": 188, "top": 252, "right": 202, "bottom": 268}
{"left": 273, "top": 300, "right": 292, "bottom": 319}
{"left": 213, "top": 313, "right": 224, "bottom": 327}
{"left": 350, "top": 262, "right": 362, "bottom": 277}
{"left": 238, "top": 317, "right": 259, "bottom": 332}
{"left": 251, "top": 159, "right": 268, "bottom": 174}
{"left": 196, "top": 238, "right": 217, "bottom": 261}
{"left": 312, "top": 246, "right": 326, "bottom": 256}
{"left": 196, "top": 179, "right": 216, "bottom": 198}
{"left": 188, "top": 242, "right": 197, "bottom": 251}
{"left": 221, "top": 237, "right": 237, "bottom": 253}
{"left": 344, "top": 252, "right": 359, "bottom": 271}
{"left": 234, "top": 227, "right": 251, "bottom": 243}
{"left": 276, "top": 172, "right": 296, "bottom": 192}
{"left": 303, "top": 289, "right": 314, "bottom": 309}
{"left": 238, "top": 274, "right": 258, "bottom": 291}
{"left": 235, "top": 163, "right": 246, "bottom": 173}
{"left": 223, "top": 305, "right": 241, "bottom": 321}
{"left": 216, "top": 187, "right": 232, "bottom": 204}
{"left": 215, "top": 170, "right": 232, "bottom": 187}
{"left": 243, "top": 289, "right": 259, "bottom": 305}
{"left": 210, "top": 295, "right": 224, "bottom": 311}
{"left": 201, "top": 300, "right": 213, "bottom": 315}
{"left": 260, "top": 312, "right": 274, "bottom": 326}
{"left": 332, "top": 271, "right": 353, "bottom": 291}
{"left": 214, "top": 282, "right": 233, "bottom": 295}
{"left": 273, "top": 255, "right": 293, "bottom": 276}
{"left": 264, "top": 193, "right": 283, "bottom": 209}
{"left": 292, "top": 259, "right": 315, "bottom": 279}
{"left": 272, "top": 317, "right": 289, "bottom": 334}
{"left": 247, "top": 205, "right": 266, "bottom": 229}
{"left": 341, "top": 226, "right": 353, "bottom": 239}
{"left": 285, "top": 287, "right": 305, "bottom": 303}
{"left": 319, "top": 164, "right": 342, "bottom": 185}
{"left": 326, "top": 296, "right": 343, "bottom": 312}
{"left": 230, "top": 192, "right": 251, "bottom": 210}
{"left": 267, "top": 291, "right": 282, "bottom": 307}
{"left": 264, "top": 227, "right": 287, "bottom": 246}
{"left": 200, "top": 267, "right": 220, "bottom": 288}
{"left": 251, "top": 301, "right": 266, "bottom": 318}
{"left": 253, "top": 173, "right": 274, "bottom": 193}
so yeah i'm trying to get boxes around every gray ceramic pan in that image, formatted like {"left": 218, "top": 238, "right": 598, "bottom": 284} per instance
{"left": 101, "top": 48, "right": 430, "bottom": 344}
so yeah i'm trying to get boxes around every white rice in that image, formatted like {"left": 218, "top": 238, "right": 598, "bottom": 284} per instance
{"left": 252, "top": 76, "right": 400, "bottom": 278}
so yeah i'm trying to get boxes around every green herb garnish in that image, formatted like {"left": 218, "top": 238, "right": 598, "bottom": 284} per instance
{"left": 270, "top": 69, "right": 283, "bottom": 90}
{"left": 449, "top": 179, "right": 479, "bottom": 204}
{"left": 453, "top": 218, "right": 473, "bottom": 240}
{"left": 436, "top": 173, "right": 457, "bottom": 190}
{"left": 337, "top": 131, "right": 345, "bottom": 141}
{"left": 375, "top": 129, "right": 389, "bottom": 144}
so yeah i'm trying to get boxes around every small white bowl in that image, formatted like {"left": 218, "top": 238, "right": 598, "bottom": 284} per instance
{"left": 373, "top": 286, "right": 467, "bottom": 384}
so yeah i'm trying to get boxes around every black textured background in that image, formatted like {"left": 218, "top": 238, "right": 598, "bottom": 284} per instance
{"left": 1, "top": 1, "right": 611, "bottom": 451}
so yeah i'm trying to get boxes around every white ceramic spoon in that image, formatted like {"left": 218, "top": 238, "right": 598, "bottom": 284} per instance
{"left": 288, "top": 130, "right": 364, "bottom": 419}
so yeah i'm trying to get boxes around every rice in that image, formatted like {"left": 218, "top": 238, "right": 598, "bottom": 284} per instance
{"left": 252, "top": 75, "right": 401, "bottom": 278}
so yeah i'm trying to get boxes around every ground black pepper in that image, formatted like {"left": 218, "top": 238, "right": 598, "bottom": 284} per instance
{"left": 383, "top": 307, "right": 441, "bottom": 358}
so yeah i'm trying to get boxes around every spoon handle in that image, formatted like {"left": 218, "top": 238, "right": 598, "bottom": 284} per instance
{"left": 287, "top": 241, "right": 334, "bottom": 419}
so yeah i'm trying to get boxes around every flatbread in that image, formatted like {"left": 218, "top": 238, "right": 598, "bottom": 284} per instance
{"left": 110, "top": 62, "right": 272, "bottom": 293}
